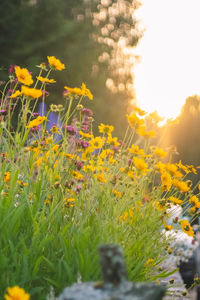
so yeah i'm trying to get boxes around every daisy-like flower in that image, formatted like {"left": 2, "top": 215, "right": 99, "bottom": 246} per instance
{"left": 21, "top": 85, "right": 42, "bottom": 98}
{"left": 161, "top": 171, "right": 172, "bottom": 191}
{"left": 4, "top": 286, "right": 30, "bottom": 300}
{"left": 98, "top": 123, "right": 114, "bottom": 135}
{"left": 180, "top": 219, "right": 194, "bottom": 237}
{"left": 107, "top": 135, "right": 120, "bottom": 147}
{"left": 168, "top": 196, "right": 183, "bottom": 205}
{"left": 15, "top": 66, "right": 33, "bottom": 86}
{"left": 173, "top": 179, "right": 190, "bottom": 193}
{"left": 26, "top": 116, "right": 47, "bottom": 128}
{"left": 128, "top": 144, "right": 145, "bottom": 156}
{"left": 153, "top": 147, "right": 168, "bottom": 158}
{"left": 64, "top": 83, "right": 93, "bottom": 100}
{"left": 90, "top": 136, "right": 104, "bottom": 149}
{"left": 126, "top": 113, "right": 144, "bottom": 128}
{"left": 36, "top": 76, "right": 56, "bottom": 83}
{"left": 133, "top": 157, "right": 150, "bottom": 175}
{"left": 10, "top": 90, "right": 22, "bottom": 98}
{"left": 47, "top": 56, "right": 65, "bottom": 71}
{"left": 137, "top": 126, "right": 156, "bottom": 138}
{"left": 3, "top": 172, "right": 10, "bottom": 183}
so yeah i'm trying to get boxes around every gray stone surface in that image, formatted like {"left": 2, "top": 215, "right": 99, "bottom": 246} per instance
{"left": 58, "top": 244, "right": 166, "bottom": 300}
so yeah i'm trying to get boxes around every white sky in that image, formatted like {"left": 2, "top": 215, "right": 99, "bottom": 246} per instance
{"left": 134, "top": 0, "right": 200, "bottom": 119}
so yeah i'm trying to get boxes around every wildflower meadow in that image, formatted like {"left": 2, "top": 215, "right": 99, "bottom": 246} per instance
{"left": 1, "top": 57, "right": 200, "bottom": 299}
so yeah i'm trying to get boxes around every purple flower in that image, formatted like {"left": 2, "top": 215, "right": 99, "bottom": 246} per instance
{"left": 75, "top": 140, "right": 89, "bottom": 149}
{"left": 81, "top": 141, "right": 89, "bottom": 149}
{"left": 0, "top": 110, "right": 7, "bottom": 116}
{"left": 9, "top": 65, "right": 17, "bottom": 73}
{"left": 29, "top": 125, "right": 41, "bottom": 135}
{"left": 81, "top": 108, "right": 93, "bottom": 117}
{"left": 65, "top": 125, "right": 77, "bottom": 135}
{"left": 76, "top": 184, "right": 82, "bottom": 193}
{"left": 81, "top": 125, "right": 89, "bottom": 132}
{"left": 75, "top": 160, "right": 83, "bottom": 170}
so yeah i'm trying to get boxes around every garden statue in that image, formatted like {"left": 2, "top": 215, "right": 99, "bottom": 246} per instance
{"left": 58, "top": 244, "right": 166, "bottom": 300}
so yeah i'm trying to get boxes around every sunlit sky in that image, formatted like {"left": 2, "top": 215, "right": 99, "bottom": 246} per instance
{"left": 134, "top": 0, "right": 200, "bottom": 120}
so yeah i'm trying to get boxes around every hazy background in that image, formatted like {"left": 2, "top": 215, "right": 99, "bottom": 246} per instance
{"left": 0, "top": 0, "right": 142, "bottom": 137}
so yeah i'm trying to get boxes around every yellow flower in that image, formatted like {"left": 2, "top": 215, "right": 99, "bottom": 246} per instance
{"left": 164, "top": 225, "right": 173, "bottom": 231}
{"left": 188, "top": 165, "right": 197, "bottom": 174}
{"left": 133, "top": 157, "right": 150, "bottom": 175}
{"left": 165, "top": 163, "right": 178, "bottom": 176}
{"left": 145, "top": 258, "right": 155, "bottom": 266}
{"left": 100, "top": 149, "right": 114, "bottom": 159}
{"left": 72, "top": 171, "right": 84, "bottom": 181}
{"left": 153, "top": 147, "right": 168, "bottom": 158}
{"left": 161, "top": 171, "right": 172, "bottom": 191}
{"left": 51, "top": 125, "right": 61, "bottom": 134}
{"left": 64, "top": 83, "right": 93, "bottom": 100}
{"left": 95, "top": 172, "right": 107, "bottom": 183}
{"left": 81, "top": 83, "right": 93, "bottom": 100}
{"left": 180, "top": 220, "right": 194, "bottom": 237}
{"left": 36, "top": 76, "right": 56, "bottom": 83}
{"left": 3, "top": 172, "right": 10, "bottom": 183}
{"left": 17, "top": 180, "right": 28, "bottom": 188}
{"left": 81, "top": 147, "right": 94, "bottom": 161}
{"left": 106, "top": 135, "right": 120, "bottom": 147}
{"left": 35, "top": 157, "right": 43, "bottom": 167}
{"left": 26, "top": 116, "right": 46, "bottom": 128}
{"left": 64, "top": 198, "right": 75, "bottom": 208}
{"left": 168, "top": 196, "right": 183, "bottom": 205}
{"left": 82, "top": 164, "right": 93, "bottom": 172}
{"left": 189, "top": 195, "right": 200, "bottom": 208}
{"left": 79, "top": 130, "right": 93, "bottom": 139}
{"left": 126, "top": 113, "right": 144, "bottom": 128}
{"left": 113, "top": 189, "right": 123, "bottom": 197}
{"left": 15, "top": 66, "right": 33, "bottom": 86}
{"left": 137, "top": 126, "right": 156, "bottom": 138}
{"left": 4, "top": 286, "right": 30, "bottom": 300}
{"left": 155, "top": 161, "right": 165, "bottom": 172}
{"left": 10, "top": 90, "right": 22, "bottom": 98}
{"left": 148, "top": 111, "right": 164, "bottom": 123}
{"left": 47, "top": 56, "right": 65, "bottom": 71}
{"left": 119, "top": 209, "right": 133, "bottom": 223}
{"left": 177, "top": 160, "right": 190, "bottom": 174}
{"left": 128, "top": 170, "right": 136, "bottom": 181}
{"left": 90, "top": 136, "right": 104, "bottom": 149}
{"left": 21, "top": 85, "right": 43, "bottom": 98}
{"left": 98, "top": 123, "right": 114, "bottom": 135}
{"left": 128, "top": 144, "right": 145, "bottom": 156}
{"left": 132, "top": 105, "right": 147, "bottom": 116}
{"left": 173, "top": 179, "right": 190, "bottom": 193}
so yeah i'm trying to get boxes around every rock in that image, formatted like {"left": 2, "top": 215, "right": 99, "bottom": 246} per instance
{"left": 59, "top": 244, "right": 166, "bottom": 300}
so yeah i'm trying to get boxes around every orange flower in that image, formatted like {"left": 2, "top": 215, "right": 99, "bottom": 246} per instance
{"left": 4, "top": 286, "right": 30, "bottom": 300}
{"left": 36, "top": 76, "right": 56, "bottom": 83}
{"left": 21, "top": 86, "right": 42, "bottom": 98}
{"left": 47, "top": 56, "right": 65, "bottom": 71}
{"left": 15, "top": 66, "right": 33, "bottom": 86}
{"left": 10, "top": 90, "right": 22, "bottom": 98}
{"left": 180, "top": 220, "right": 194, "bottom": 237}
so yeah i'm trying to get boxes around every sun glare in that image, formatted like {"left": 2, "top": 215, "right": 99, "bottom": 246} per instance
{"left": 134, "top": 0, "right": 200, "bottom": 120}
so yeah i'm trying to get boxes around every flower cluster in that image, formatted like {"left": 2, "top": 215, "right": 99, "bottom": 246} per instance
{"left": 1, "top": 56, "right": 200, "bottom": 298}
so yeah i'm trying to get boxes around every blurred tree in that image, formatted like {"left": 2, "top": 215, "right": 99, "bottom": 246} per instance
{"left": 163, "top": 95, "right": 200, "bottom": 188}
{"left": 0, "top": 0, "right": 143, "bottom": 137}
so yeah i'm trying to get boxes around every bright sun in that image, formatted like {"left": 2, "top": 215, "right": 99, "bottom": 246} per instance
{"left": 134, "top": 0, "right": 200, "bottom": 120}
